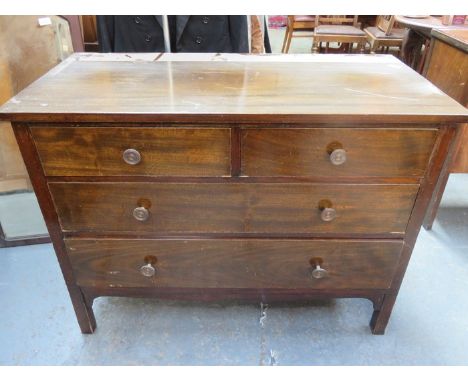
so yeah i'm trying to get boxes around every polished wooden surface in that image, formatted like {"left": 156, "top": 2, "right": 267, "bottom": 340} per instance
{"left": 242, "top": 128, "right": 437, "bottom": 177}
{"left": 0, "top": 54, "right": 467, "bottom": 123}
{"left": 432, "top": 28, "right": 468, "bottom": 53}
{"left": 425, "top": 31, "right": 468, "bottom": 108}
{"left": 2, "top": 54, "right": 465, "bottom": 335}
{"left": 66, "top": 239, "right": 403, "bottom": 290}
{"left": 50, "top": 182, "right": 419, "bottom": 235}
{"left": 32, "top": 126, "right": 231, "bottom": 176}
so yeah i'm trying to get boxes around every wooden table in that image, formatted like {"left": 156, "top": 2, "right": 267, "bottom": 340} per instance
{"left": 395, "top": 15, "right": 462, "bottom": 72}
{"left": 0, "top": 53, "right": 466, "bottom": 335}
{"left": 423, "top": 28, "right": 468, "bottom": 229}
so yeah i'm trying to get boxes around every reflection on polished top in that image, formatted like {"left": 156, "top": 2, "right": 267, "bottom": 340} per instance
{"left": 0, "top": 53, "right": 466, "bottom": 123}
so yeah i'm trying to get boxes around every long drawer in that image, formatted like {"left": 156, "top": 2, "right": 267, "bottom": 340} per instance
{"left": 50, "top": 182, "right": 419, "bottom": 235}
{"left": 241, "top": 128, "right": 437, "bottom": 177}
{"left": 31, "top": 127, "right": 231, "bottom": 176}
{"left": 65, "top": 239, "right": 403, "bottom": 290}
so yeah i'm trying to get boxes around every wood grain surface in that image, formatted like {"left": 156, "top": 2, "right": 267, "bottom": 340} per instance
{"left": 65, "top": 239, "right": 403, "bottom": 290}
{"left": 0, "top": 53, "right": 466, "bottom": 123}
{"left": 31, "top": 126, "right": 231, "bottom": 176}
{"left": 241, "top": 128, "right": 437, "bottom": 177}
{"left": 49, "top": 182, "right": 419, "bottom": 235}
{"left": 425, "top": 38, "right": 468, "bottom": 107}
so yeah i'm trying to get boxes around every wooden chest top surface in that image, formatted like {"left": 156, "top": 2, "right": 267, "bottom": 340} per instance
{"left": 0, "top": 53, "right": 466, "bottom": 124}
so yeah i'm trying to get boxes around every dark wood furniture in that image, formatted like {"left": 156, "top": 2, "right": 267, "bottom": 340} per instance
{"left": 80, "top": 15, "right": 99, "bottom": 52}
{"left": 312, "top": 15, "right": 367, "bottom": 53}
{"left": 423, "top": 28, "right": 468, "bottom": 229}
{"left": 281, "top": 16, "right": 316, "bottom": 53}
{"left": 364, "top": 16, "right": 405, "bottom": 54}
{"left": 0, "top": 53, "right": 466, "bottom": 335}
{"left": 394, "top": 16, "right": 467, "bottom": 73}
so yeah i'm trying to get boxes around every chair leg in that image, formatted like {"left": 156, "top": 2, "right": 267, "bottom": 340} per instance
{"left": 284, "top": 29, "right": 293, "bottom": 53}
{"left": 282, "top": 26, "right": 292, "bottom": 53}
{"left": 312, "top": 38, "right": 319, "bottom": 53}
{"left": 360, "top": 42, "right": 365, "bottom": 53}
{"left": 417, "top": 39, "right": 431, "bottom": 73}
{"left": 325, "top": 42, "right": 329, "bottom": 53}
{"left": 281, "top": 26, "right": 289, "bottom": 53}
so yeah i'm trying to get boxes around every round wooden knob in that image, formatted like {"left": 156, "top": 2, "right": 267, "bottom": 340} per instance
{"left": 133, "top": 206, "right": 149, "bottom": 221}
{"left": 140, "top": 263, "right": 156, "bottom": 277}
{"left": 123, "top": 148, "right": 141, "bottom": 165}
{"left": 311, "top": 264, "right": 328, "bottom": 279}
{"left": 329, "top": 148, "right": 347, "bottom": 165}
{"left": 321, "top": 207, "right": 337, "bottom": 222}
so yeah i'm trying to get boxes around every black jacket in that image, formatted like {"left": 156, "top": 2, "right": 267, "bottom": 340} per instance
{"left": 97, "top": 15, "right": 251, "bottom": 53}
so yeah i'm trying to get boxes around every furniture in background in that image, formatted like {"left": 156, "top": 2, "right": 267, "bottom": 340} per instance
{"left": 0, "top": 15, "right": 74, "bottom": 247}
{"left": 80, "top": 15, "right": 99, "bottom": 52}
{"left": 423, "top": 28, "right": 468, "bottom": 229}
{"left": 61, "top": 16, "right": 85, "bottom": 52}
{"left": 312, "top": 15, "right": 367, "bottom": 53}
{"left": 394, "top": 15, "right": 464, "bottom": 73}
{"left": 281, "top": 15, "right": 315, "bottom": 53}
{"left": 364, "top": 15, "right": 405, "bottom": 54}
{"left": 1, "top": 53, "right": 466, "bottom": 335}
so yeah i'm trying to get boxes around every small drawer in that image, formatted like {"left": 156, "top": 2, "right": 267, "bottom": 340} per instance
{"left": 31, "top": 126, "right": 231, "bottom": 176}
{"left": 241, "top": 128, "right": 437, "bottom": 177}
{"left": 65, "top": 239, "right": 403, "bottom": 290}
{"left": 50, "top": 182, "right": 419, "bottom": 235}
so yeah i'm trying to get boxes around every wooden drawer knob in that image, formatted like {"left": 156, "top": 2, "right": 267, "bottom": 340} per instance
{"left": 321, "top": 207, "right": 336, "bottom": 222}
{"left": 140, "top": 256, "right": 157, "bottom": 277}
{"left": 310, "top": 257, "right": 328, "bottom": 279}
{"left": 311, "top": 264, "right": 328, "bottom": 279}
{"left": 140, "top": 263, "right": 156, "bottom": 277}
{"left": 123, "top": 148, "right": 141, "bottom": 165}
{"left": 327, "top": 141, "right": 347, "bottom": 166}
{"left": 133, "top": 206, "right": 149, "bottom": 221}
{"left": 329, "top": 148, "right": 347, "bottom": 166}
{"left": 318, "top": 199, "right": 336, "bottom": 222}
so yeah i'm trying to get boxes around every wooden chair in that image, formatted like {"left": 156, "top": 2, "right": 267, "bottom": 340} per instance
{"left": 281, "top": 15, "right": 315, "bottom": 53}
{"left": 312, "top": 15, "right": 367, "bottom": 53}
{"left": 364, "top": 16, "right": 405, "bottom": 54}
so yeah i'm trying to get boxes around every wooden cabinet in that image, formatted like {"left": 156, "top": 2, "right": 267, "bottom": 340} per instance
{"left": 423, "top": 27, "right": 468, "bottom": 229}
{"left": 0, "top": 53, "right": 466, "bottom": 335}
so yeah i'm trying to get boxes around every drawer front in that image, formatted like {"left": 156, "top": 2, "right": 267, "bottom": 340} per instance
{"left": 241, "top": 128, "right": 437, "bottom": 177}
{"left": 65, "top": 239, "right": 403, "bottom": 290}
{"left": 31, "top": 127, "right": 231, "bottom": 176}
{"left": 50, "top": 182, "right": 419, "bottom": 235}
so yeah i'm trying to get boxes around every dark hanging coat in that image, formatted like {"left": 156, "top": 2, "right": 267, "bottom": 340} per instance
{"left": 97, "top": 15, "right": 256, "bottom": 53}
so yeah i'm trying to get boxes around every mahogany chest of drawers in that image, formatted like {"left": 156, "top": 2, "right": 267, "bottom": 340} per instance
{"left": 1, "top": 53, "right": 466, "bottom": 334}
